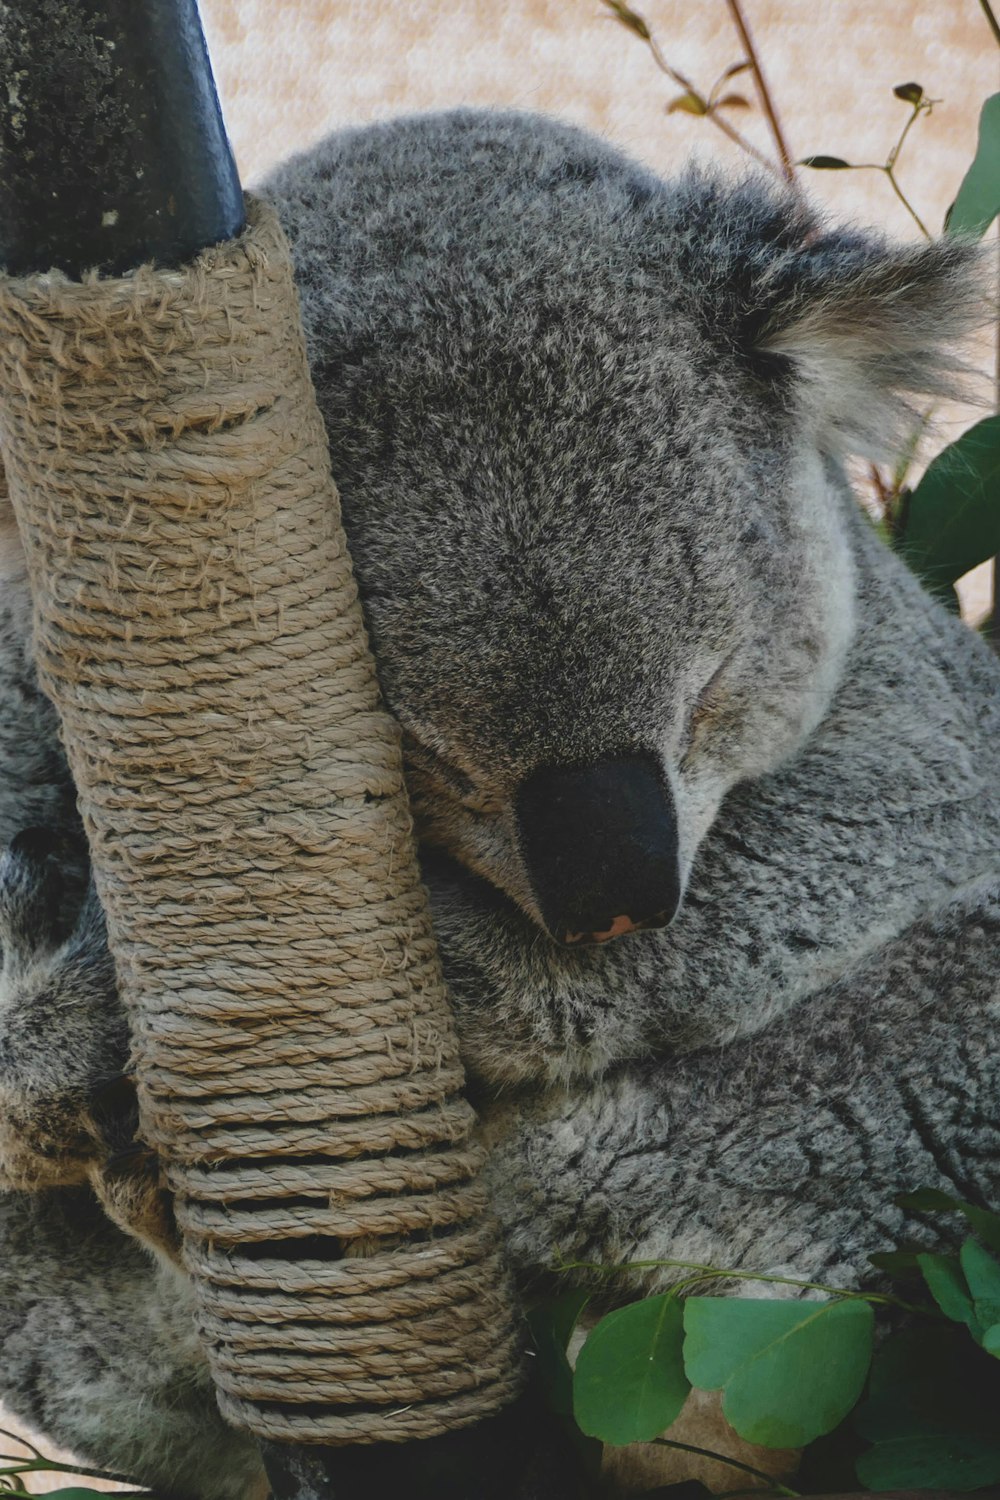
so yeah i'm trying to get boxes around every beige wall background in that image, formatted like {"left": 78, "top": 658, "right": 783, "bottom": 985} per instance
{"left": 203, "top": 0, "right": 997, "bottom": 616}
{"left": 4, "top": 1, "right": 998, "bottom": 1488}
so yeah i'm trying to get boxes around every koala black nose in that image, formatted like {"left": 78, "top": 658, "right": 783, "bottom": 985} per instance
{"left": 515, "top": 755, "right": 681, "bottom": 946}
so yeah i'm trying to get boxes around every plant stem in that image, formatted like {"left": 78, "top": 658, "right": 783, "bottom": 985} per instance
{"left": 705, "top": 108, "right": 778, "bottom": 173}
{"left": 0, "top": 1455, "right": 136, "bottom": 1484}
{"left": 650, "top": 1436, "right": 801, "bottom": 1497}
{"left": 602, "top": 2, "right": 781, "bottom": 176}
{"left": 885, "top": 101, "right": 923, "bottom": 172}
{"left": 991, "top": 223, "right": 1000, "bottom": 648}
{"left": 0, "top": 1430, "right": 41, "bottom": 1460}
{"left": 881, "top": 101, "right": 932, "bottom": 236}
{"left": 883, "top": 167, "right": 931, "bottom": 238}
{"left": 643, "top": 26, "right": 778, "bottom": 174}
{"left": 722, "top": 0, "right": 797, "bottom": 184}
{"left": 552, "top": 1253, "right": 934, "bottom": 1317}
{"left": 979, "top": 0, "right": 1000, "bottom": 47}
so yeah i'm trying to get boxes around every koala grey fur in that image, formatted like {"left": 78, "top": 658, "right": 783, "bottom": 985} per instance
{"left": 1, "top": 108, "right": 998, "bottom": 1497}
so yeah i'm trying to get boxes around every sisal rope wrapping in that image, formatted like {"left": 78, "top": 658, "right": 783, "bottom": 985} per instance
{"left": 0, "top": 196, "right": 524, "bottom": 1443}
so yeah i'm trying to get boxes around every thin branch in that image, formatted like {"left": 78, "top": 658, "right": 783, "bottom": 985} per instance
{"left": 0, "top": 1454, "right": 136, "bottom": 1485}
{"left": 703, "top": 108, "right": 777, "bottom": 173}
{"left": 883, "top": 166, "right": 931, "bottom": 238}
{"left": 552, "top": 1253, "right": 934, "bottom": 1317}
{"left": 991, "top": 223, "right": 1000, "bottom": 647}
{"left": 722, "top": 0, "right": 797, "bottom": 184}
{"left": 602, "top": 2, "right": 782, "bottom": 176}
{"left": 642, "top": 26, "right": 778, "bottom": 173}
{"left": 979, "top": 0, "right": 1000, "bottom": 48}
{"left": 650, "top": 1437, "right": 800, "bottom": 1497}
{"left": 0, "top": 1433, "right": 40, "bottom": 1461}
{"left": 869, "top": 463, "right": 892, "bottom": 519}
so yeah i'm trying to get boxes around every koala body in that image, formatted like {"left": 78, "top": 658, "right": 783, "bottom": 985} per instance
{"left": 1, "top": 110, "right": 999, "bottom": 1497}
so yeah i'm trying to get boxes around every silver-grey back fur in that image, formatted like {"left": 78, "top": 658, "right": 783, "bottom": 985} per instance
{"left": 1, "top": 110, "right": 998, "bottom": 1496}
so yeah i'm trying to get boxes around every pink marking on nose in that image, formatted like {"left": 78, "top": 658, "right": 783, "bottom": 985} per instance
{"left": 563, "top": 914, "right": 640, "bottom": 945}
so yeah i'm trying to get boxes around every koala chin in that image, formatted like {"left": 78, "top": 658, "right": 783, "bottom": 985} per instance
{"left": 1, "top": 109, "right": 999, "bottom": 1500}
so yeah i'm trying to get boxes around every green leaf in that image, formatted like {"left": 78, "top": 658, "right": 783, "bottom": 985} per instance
{"left": 983, "top": 1323, "right": 1000, "bottom": 1358}
{"left": 856, "top": 1318, "right": 1000, "bottom": 1490}
{"left": 893, "top": 81, "right": 924, "bottom": 104}
{"left": 799, "top": 155, "right": 852, "bottom": 169}
{"left": 526, "top": 1288, "right": 590, "bottom": 1417}
{"left": 28, "top": 1492, "right": 117, "bottom": 1500}
{"left": 900, "top": 415, "right": 1000, "bottom": 595}
{"left": 857, "top": 1432, "right": 1000, "bottom": 1491}
{"left": 573, "top": 1293, "right": 690, "bottom": 1444}
{"left": 896, "top": 1186, "right": 1000, "bottom": 1252}
{"left": 683, "top": 1297, "right": 874, "bottom": 1448}
{"left": 917, "top": 1252, "right": 976, "bottom": 1327}
{"left": 947, "top": 93, "right": 1000, "bottom": 238}
{"left": 667, "top": 92, "right": 707, "bottom": 116}
{"left": 896, "top": 1186, "right": 963, "bottom": 1213}
{"left": 603, "top": 0, "right": 652, "bottom": 42}
{"left": 962, "top": 1205, "right": 1000, "bottom": 1254}
{"left": 867, "top": 1249, "right": 920, "bottom": 1277}
{"left": 960, "top": 1238, "right": 1000, "bottom": 1332}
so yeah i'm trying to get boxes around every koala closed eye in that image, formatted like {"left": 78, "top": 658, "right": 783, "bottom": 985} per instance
{"left": 681, "top": 649, "right": 742, "bottom": 760}
{"left": 402, "top": 729, "right": 504, "bottom": 817}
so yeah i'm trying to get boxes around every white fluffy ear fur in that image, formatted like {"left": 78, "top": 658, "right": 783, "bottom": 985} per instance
{"left": 758, "top": 235, "right": 991, "bottom": 459}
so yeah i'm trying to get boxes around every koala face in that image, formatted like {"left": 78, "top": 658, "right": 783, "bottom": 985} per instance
{"left": 278, "top": 110, "right": 978, "bottom": 951}
{"left": 325, "top": 308, "right": 854, "bottom": 945}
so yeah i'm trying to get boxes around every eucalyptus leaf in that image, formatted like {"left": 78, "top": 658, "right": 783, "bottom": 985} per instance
{"left": 857, "top": 1433, "right": 1000, "bottom": 1491}
{"left": 603, "top": 0, "right": 652, "bottom": 42}
{"left": 893, "top": 81, "right": 924, "bottom": 104}
{"left": 947, "top": 93, "right": 1000, "bottom": 237}
{"left": 895, "top": 1187, "right": 1000, "bottom": 1252}
{"left": 800, "top": 155, "right": 852, "bottom": 169}
{"left": 683, "top": 1297, "right": 873, "bottom": 1448}
{"left": 896, "top": 1186, "right": 964, "bottom": 1213}
{"left": 898, "top": 415, "right": 1000, "bottom": 595}
{"left": 573, "top": 1293, "right": 690, "bottom": 1445}
{"left": 526, "top": 1288, "right": 590, "bottom": 1417}
{"left": 667, "top": 92, "right": 707, "bottom": 116}
{"left": 26, "top": 1492, "right": 116, "bottom": 1500}
{"left": 959, "top": 1238, "right": 1000, "bottom": 1332}
{"left": 917, "top": 1253, "right": 976, "bottom": 1327}
{"left": 867, "top": 1249, "right": 920, "bottom": 1277}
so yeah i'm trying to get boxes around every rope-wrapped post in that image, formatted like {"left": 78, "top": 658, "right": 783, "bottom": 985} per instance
{"left": 0, "top": 194, "right": 524, "bottom": 1446}
{"left": 0, "top": 11, "right": 524, "bottom": 1453}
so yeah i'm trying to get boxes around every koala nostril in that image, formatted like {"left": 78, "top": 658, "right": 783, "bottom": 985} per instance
{"left": 515, "top": 755, "right": 681, "bottom": 947}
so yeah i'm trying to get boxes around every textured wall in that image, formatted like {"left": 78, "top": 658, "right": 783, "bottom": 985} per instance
{"left": 201, "top": 0, "right": 997, "bottom": 617}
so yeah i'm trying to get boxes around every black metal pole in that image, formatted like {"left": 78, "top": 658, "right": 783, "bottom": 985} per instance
{"left": 0, "top": 0, "right": 243, "bottom": 277}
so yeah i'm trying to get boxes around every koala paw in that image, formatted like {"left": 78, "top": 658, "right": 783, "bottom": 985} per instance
{"left": 0, "top": 827, "right": 82, "bottom": 962}
{"left": 0, "top": 828, "right": 130, "bottom": 1189}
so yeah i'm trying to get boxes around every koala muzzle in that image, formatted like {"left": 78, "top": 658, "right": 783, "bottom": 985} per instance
{"left": 515, "top": 755, "right": 681, "bottom": 945}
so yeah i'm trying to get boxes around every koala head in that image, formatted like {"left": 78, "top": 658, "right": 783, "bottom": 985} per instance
{"left": 275, "top": 110, "right": 981, "bottom": 951}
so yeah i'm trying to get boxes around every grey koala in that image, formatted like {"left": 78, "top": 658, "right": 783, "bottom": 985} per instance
{"left": 1, "top": 109, "right": 999, "bottom": 1499}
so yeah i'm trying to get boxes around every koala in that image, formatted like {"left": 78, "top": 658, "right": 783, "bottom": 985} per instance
{"left": 1, "top": 109, "right": 999, "bottom": 1500}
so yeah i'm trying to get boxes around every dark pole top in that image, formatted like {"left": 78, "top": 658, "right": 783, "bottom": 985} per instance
{"left": 0, "top": 0, "right": 245, "bottom": 278}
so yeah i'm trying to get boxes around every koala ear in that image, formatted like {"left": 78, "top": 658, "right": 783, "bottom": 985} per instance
{"left": 754, "top": 228, "right": 989, "bottom": 458}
